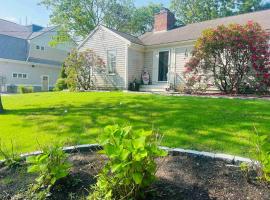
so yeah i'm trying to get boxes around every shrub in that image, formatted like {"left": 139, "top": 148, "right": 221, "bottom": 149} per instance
{"left": 253, "top": 131, "right": 270, "bottom": 182}
{"left": 54, "top": 78, "right": 67, "bottom": 91}
{"left": 184, "top": 22, "right": 270, "bottom": 94}
{"left": 18, "top": 85, "right": 34, "bottom": 93}
{"left": 89, "top": 125, "right": 167, "bottom": 200}
{"left": 0, "top": 140, "right": 21, "bottom": 168}
{"left": 64, "top": 49, "right": 105, "bottom": 91}
{"left": 26, "top": 145, "right": 72, "bottom": 199}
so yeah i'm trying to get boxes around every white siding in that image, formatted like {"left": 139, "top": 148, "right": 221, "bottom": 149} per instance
{"left": 128, "top": 48, "right": 144, "bottom": 83}
{"left": 79, "top": 27, "right": 128, "bottom": 89}
{"left": 0, "top": 60, "right": 60, "bottom": 90}
{"left": 175, "top": 46, "right": 193, "bottom": 84}
{"left": 29, "top": 30, "right": 74, "bottom": 63}
{"left": 144, "top": 51, "right": 153, "bottom": 83}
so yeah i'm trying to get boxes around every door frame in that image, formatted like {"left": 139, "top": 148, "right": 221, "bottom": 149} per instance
{"left": 41, "top": 75, "right": 50, "bottom": 91}
{"left": 153, "top": 48, "right": 171, "bottom": 83}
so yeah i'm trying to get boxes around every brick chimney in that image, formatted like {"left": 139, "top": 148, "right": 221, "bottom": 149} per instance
{"left": 154, "top": 8, "right": 176, "bottom": 32}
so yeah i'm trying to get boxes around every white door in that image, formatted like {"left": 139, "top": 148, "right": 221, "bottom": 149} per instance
{"left": 41, "top": 75, "right": 49, "bottom": 91}
{"left": 152, "top": 50, "right": 170, "bottom": 84}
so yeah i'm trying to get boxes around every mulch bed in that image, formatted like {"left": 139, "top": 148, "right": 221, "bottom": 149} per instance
{"left": 0, "top": 152, "right": 269, "bottom": 200}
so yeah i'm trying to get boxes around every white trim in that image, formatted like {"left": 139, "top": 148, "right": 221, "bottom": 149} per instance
{"left": 0, "top": 58, "right": 61, "bottom": 68}
{"left": 101, "top": 26, "right": 132, "bottom": 45}
{"left": 77, "top": 26, "right": 100, "bottom": 49}
{"left": 12, "top": 72, "right": 29, "bottom": 80}
{"left": 125, "top": 45, "right": 129, "bottom": 89}
{"left": 41, "top": 75, "right": 50, "bottom": 91}
{"left": 78, "top": 25, "right": 135, "bottom": 50}
{"left": 107, "top": 49, "right": 117, "bottom": 74}
{"left": 155, "top": 49, "right": 170, "bottom": 83}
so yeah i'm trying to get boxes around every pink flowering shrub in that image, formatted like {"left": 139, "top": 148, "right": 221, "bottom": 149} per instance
{"left": 184, "top": 21, "right": 270, "bottom": 94}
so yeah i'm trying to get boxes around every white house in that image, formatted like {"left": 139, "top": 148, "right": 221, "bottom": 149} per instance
{"left": 78, "top": 8, "right": 270, "bottom": 92}
{"left": 0, "top": 20, "right": 75, "bottom": 93}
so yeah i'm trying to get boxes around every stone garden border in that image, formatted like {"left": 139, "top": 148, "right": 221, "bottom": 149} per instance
{"left": 0, "top": 144, "right": 255, "bottom": 168}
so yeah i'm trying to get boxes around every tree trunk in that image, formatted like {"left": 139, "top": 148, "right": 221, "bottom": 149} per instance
{"left": 0, "top": 94, "right": 4, "bottom": 113}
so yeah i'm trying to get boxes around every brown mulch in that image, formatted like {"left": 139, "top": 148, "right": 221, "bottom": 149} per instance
{"left": 0, "top": 152, "right": 269, "bottom": 200}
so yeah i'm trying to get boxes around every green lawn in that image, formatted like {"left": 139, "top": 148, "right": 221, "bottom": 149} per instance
{"left": 0, "top": 92, "right": 269, "bottom": 158}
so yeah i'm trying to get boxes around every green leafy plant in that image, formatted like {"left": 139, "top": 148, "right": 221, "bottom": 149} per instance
{"left": 26, "top": 145, "right": 72, "bottom": 199}
{"left": 89, "top": 125, "right": 167, "bottom": 200}
{"left": 18, "top": 85, "right": 34, "bottom": 93}
{"left": 253, "top": 130, "right": 270, "bottom": 182}
{"left": 0, "top": 140, "right": 21, "bottom": 168}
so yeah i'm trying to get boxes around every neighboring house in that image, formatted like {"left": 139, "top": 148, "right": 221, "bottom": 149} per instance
{"left": 78, "top": 8, "right": 270, "bottom": 92}
{"left": 0, "top": 19, "right": 75, "bottom": 93}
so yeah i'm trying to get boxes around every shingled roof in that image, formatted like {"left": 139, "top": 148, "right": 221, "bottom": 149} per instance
{"left": 139, "top": 9, "right": 270, "bottom": 46}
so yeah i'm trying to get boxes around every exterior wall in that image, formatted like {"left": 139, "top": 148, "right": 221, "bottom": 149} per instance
{"left": 28, "top": 30, "right": 74, "bottom": 63}
{"left": 79, "top": 27, "right": 128, "bottom": 89}
{"left": 0, "top": 35, "right": 28, "bottom": 61}
{"left": 0, "top": 59, "right": 60, "bottom": 92}
{"left": 144, "top": 51, "right": 154, "bottom": 83}
{"left": 144, "top": 42, "right": 194, "bottom": 86}
{"left": 127, "top": 47, "right": 144, "bottom": 84}
{"left": 175, "top": 46, "right": 193, "bottom": 85}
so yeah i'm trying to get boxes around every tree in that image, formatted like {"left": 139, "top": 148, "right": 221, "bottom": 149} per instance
{"left": 129, "top": 3, "right": 162, "bottom": 35}
{"left": 0, "top": 94, "right": 3, "bottom": 113}
{"left": 184, "top": 22, "right": 270, "bottom": 94}
{"left": 170, "top": 0, "right": 233, "bottom": 24}
{"left": 64, "top": 49, "right": 105, "bottom": 91}
{"left": 170, "top": 0, "right": 270, "bottom": 24}
{"left": 54, "top": 64, "right": 68, "bottom": 91}
{"left": 40, "top": 0, "right": 161, "bottom": 44}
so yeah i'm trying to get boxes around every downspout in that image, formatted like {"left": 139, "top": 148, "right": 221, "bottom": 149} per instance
{"left": 125, "top": 44, "right": 130, "bottom": 90}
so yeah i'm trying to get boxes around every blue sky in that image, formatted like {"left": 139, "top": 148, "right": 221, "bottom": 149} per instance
{"left": 0, "top": 0, "right": 169, "bottom": 26}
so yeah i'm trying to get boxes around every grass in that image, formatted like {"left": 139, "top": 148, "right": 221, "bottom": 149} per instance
{"left": 0, "top": 91, "right": 269, "bottom": 158}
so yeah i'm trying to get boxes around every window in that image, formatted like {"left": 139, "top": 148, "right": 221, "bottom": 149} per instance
{"left": 12, "top": 73, "right": 28, "bottom": 79}
{"left": 107, "top": 50, "right": 116, "bottom": 74}
{"left": 36, "top": 45, "right": 40, "bottom": 50}
{"left": 41, "top": 46, "right": 45, "bottom": 51}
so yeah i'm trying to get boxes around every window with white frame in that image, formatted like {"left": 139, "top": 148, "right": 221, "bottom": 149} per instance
{"left": 107, "top": 50, "right": 116, "bottom": 74}
{"left": 12, "top": 73, "right": 28, "bottom": 79}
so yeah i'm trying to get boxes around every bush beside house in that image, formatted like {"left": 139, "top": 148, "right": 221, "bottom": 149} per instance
{"left": 183, "top": 21, "right": 270, "bottom": 95}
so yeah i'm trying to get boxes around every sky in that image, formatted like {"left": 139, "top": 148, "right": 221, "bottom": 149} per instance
{"left": 0, "top": 0, "right": 170, "bottom": 27}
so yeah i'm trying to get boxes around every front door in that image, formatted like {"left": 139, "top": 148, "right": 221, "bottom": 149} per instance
{"left": 42, "top": 75, "right": 49, "bottom": 91}
{"left": 158, "top": 51, "right": 169, "bottom": 82}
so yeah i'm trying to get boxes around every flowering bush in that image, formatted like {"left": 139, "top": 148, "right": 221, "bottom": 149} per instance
{"left": 64, "top": 49, "right": 105, "bottom": 91}
{"left": 184, "top": 21, "right": 270, "bottom": 94}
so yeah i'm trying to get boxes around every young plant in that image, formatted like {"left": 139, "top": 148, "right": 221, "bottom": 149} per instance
{"left": 253, "top": 130, "right": 270, "bottom": 183}
{"left": 26, "top": 144, "right": 72, "bottom": 199}
{"left": 0, "top": 140, "right": 21, "bottom": 168}
{"left": 89, "top": 125, "right": 167, "bottom": 200}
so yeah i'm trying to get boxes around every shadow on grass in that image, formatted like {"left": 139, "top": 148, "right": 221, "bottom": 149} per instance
{"left": 3, "top": 95, "right": 270, "bottom": 156}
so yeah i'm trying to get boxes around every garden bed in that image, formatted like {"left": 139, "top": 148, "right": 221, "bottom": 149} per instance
{"left": 0, "top": 151, "right": 269, "bottom": 200}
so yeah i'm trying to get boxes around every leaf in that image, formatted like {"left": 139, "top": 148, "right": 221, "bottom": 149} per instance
{"left": 111, "top": 163, "right": 122, "bottom": 173}
{"left": 132, "top": 137, "right": 146, "bottom": 149}
{"left": 132, "top": 172, "right": 143, "bottom": 184}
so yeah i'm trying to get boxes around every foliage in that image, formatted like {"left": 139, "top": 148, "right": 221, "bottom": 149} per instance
{"left": 39, "top": 0, "right": 162, "bottom": 44}
{"left": 54, "top": 65, "right": 68, "bottom": 91}
{"left": 0, "top": 94, "right": 3, "bottom": 113}
{"left": 0, "top": 140, "right": 21, "bottom": 168}
{"left": 171, "top": 0, "right": 270, "bottom": 24}
{"left": 64, "top": 49, "right": 105, "bottom": 91}
{"left": 18, "top": 85, "right": 34, "bottom": 94}
{"left": 253, "top": 130, "right": 270, "bottom": 182}
{"left": 89, "top": 125, "right": 167, "bottom": 200}
{"left": 184, "top": 22, "right": 270, "bottom": 94}
{"left": 26, "top": 145, "right": 71, "bottom": 199}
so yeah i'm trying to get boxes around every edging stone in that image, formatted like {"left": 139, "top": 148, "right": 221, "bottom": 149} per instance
{"left": 1, "top": 144, "right": 253, "bottom": 167}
